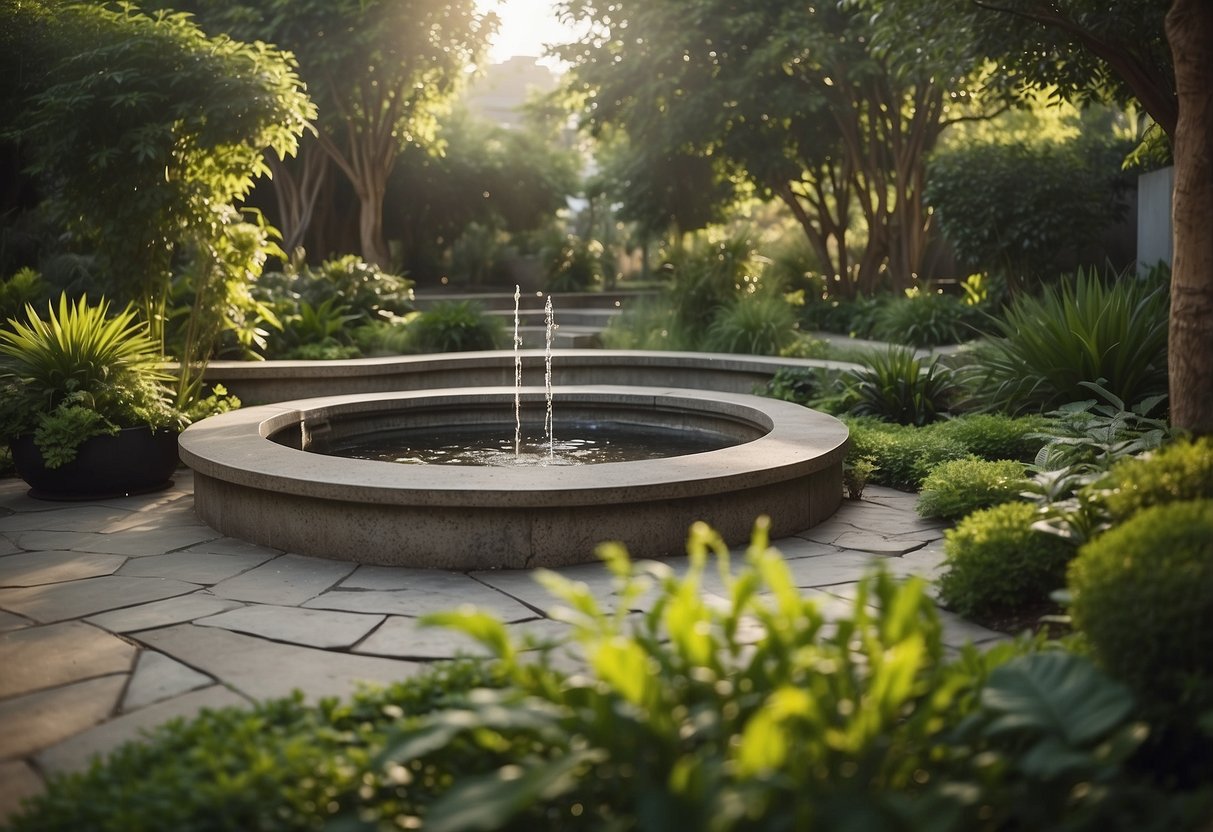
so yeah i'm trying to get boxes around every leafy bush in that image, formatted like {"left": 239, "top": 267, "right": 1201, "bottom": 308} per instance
{"left": 406, "top": 300, "right": 504, "bottom": 353}
{"left": 763, "top": 366, "right": 830, "bottom": 405}
{"left": 938, "top": 501, "right": 1075, "bottom": 618}
{"left": 271, "top": 297, "right": 361, "bottom": 359}
{"left": 798, "top": 294, "right": 884, "bottom": 337}
{"left": 916, "top": 458, "right": 1030, "bottom": 520}
{"left": 701, "top": 292, "right": 798, "bottom": 355}
{"left": 0, "top": 267, "right": 47, "bottom": 324}
{"left": 871, "top": 290, "right": 984, "bottom": 347}
{"left": 926, "top": 138, "right": 1133, "bottom": 287}
{"left": 1024, "top": 391, "right": 1174, "bottom": 545}
{"left": 847, "top": 347, "right": 955, "bottom": 426}
{"left": 1090, "top": 437, "right": 1213, "bottom": 526}
{"left": 959, "top": 267, "right": 1169, "bottom": 415}
{"left": 1068, "top": 501, "right": 1213, "bottom": 723}
{"left": 1032, "top": 386, "right": 1171, "bottom": 474}
{"left": 544, "top": 236, "right": 603, "bottom": 292}
{"left": 7, "top": 660, "right": 505, "bottom": 832}
{"left": 256, "top": 255, "right": 415, "bottom": 357}
{"left": 449, "top": 221, "right": 504, "bottom": 286}
{"left": 384, "top": 524, "right": 982, "bottom": 830}
{"left": 598, "top": 296, "right": 694, "bottom": 350}
{"left": 665, "top": 233, "right": 763, "bottom": 335}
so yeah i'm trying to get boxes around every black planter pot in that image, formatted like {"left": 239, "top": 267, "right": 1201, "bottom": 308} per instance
{"left": 10, "top": 426, "right": 180, "bottom": 500}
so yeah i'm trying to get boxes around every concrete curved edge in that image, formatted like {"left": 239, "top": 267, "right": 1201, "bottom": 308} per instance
{"left": 180, "top": 385, "right": 849, "bottom": 570}
{"left": 202, "top": 348, "right": 863, "bottom": 406}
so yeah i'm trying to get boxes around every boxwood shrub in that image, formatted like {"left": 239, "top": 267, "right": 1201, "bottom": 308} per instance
{"left": 916, "top": 458, "right": 1030, "bottom": 520}
{"left": 937, "top": 501, "right": 1075, "bottom": 618}
{"left": 1091, "top": 437, "right": 1213, "bottom": 525}
{"left": 1069, "top": 500, "right": 1213, "bottom": 714}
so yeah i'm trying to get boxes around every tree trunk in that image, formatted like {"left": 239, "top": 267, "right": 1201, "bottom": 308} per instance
{"left": 267, "top": 138, "right": 329, "bottom": 257}
{"left": 1165, "top": 0, "right": 1213, "bottom": 435}
{"left": 355, "top": 175, "right": 390, "bottom": 269}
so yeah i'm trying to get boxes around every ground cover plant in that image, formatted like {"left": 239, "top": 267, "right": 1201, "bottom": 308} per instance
{"left": 840, "top": 415, "right": 1049, "bottom": 492}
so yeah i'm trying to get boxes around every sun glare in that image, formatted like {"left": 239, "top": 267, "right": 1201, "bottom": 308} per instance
{"left": 475, "top": 0, "right": 578, "bottom": 69}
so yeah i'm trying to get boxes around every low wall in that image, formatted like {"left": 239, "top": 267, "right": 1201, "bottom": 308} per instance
{"left": 203, "top": 349, "right": 860, "bottom": 406}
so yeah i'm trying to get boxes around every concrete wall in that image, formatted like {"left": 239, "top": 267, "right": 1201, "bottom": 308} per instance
{"left": 1137, "top": 166, "right": 1174, "bottom": 274}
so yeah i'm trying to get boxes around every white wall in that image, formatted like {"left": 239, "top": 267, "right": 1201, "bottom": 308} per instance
{"left": 1137, "top": 166, "right": 1174, "bottom": 274}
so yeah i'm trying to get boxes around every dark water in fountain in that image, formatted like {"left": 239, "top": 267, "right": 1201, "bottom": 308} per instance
{"left": 313, "top": 422, "right": 738, "bottom": 467}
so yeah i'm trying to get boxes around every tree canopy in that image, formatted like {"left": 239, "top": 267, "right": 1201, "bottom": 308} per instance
{"left": 1, "top": 0, "right": 313, "bottom": 317}
{"left": 165, "top": 0, "right": 496, "bottom": 267}
{"left": 555, "top": 0, "right": 1001, "bottom": 296}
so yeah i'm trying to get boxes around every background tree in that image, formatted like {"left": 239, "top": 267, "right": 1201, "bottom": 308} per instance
{"left": 1, "top": 0, "right": 312, "bottom": 332}
{"left": 863, "top": 0, "right": 1211, "bottom": 433}
{"left": 555, "top": 0, "right": 1001, "bottom": 297}
{"left": 386, "top": 109, "right": 580, "bottom": 281}
{"left": 164, "top": 0, "right": 495, "bottom": 268}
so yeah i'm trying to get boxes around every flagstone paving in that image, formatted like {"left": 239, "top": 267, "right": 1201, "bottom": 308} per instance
{"left": 0, "top": 469, "right": 1001, "bottom": 823}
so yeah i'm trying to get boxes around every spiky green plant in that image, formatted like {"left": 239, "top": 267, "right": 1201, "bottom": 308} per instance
{"left": 0, "top": 293, "right": 182, "bottom": 465}
{"left": 960, "top": 267, "right": 1169, "bottom": 414}
{"left": 702, "top": 292, "right": 798, "bottom": 355}
{"left": 848, "top": 346, "right": 955, "bottom": 426}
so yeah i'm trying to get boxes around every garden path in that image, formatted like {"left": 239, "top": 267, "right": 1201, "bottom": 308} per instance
{"left": 0, "top": 470, "right": 1002, "bottom": 820}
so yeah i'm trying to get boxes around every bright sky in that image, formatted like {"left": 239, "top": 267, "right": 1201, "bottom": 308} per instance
{"left": 476, "top": 0, "right": 578, "bottom": 69}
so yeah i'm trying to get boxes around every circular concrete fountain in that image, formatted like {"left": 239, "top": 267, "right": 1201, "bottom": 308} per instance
{"left": 179, "top": 385, "right": 849, "bottom": 569}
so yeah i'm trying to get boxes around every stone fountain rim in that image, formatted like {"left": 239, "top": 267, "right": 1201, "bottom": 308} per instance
{"left": 178, "top": 385, "right": 849, "bottom": 510}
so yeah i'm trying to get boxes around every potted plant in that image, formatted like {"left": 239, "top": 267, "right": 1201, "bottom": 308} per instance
{"left": 0, "top": 293, "right": 187, "bottom": 499}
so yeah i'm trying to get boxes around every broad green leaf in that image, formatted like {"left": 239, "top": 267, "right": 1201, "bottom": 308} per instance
{"left": 980, "top": 652, "right": 1133, "bottom": 746}
{"left": 589, "top": 637, "right": 655, "bottom": 707}
{"left": 423, "top": 749, "right": 605, "bottom": 832}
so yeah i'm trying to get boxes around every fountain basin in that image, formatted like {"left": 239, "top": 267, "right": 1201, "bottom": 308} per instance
{"left": 179, "top": 386, "right": 849, "bottom": 569}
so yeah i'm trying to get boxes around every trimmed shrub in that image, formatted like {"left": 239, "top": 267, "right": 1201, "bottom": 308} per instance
{"left": 938, "top": 501, "right": 1075, "bottom": 618}
{"left": 840, "top": 414, "right": 1055, "bottom": 493}
{"left": 916, "top": 458, "right": 1030, "bottom": 520}
{"left": 929, "top": 413, "right": 1052, "bottom": 462}
{"left": 844, "top": 417, "right": 971, "bottom": 491}
{"left": 926, "top": 138, "right": 1133, "bottom": 286}
{"left": 1069, "top": 500, "right": 1213, "bottom": 719}
{"left": 1092, "top": 437, "right": 1213, "bottom": 525}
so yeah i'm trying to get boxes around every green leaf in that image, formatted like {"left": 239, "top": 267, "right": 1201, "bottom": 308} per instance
{"left": 422, "top": 607, "right": 515, "bottom": 663}
{"left": 980, "top": 652, "right": 1133, "bottom": 746}
{"left": 423, "top": 749, "right": 606, "bottom": 832}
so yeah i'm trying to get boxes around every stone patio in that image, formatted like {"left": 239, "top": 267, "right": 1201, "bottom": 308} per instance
{"left": 0, "top": 469, "right": 1000, "bottom": 823}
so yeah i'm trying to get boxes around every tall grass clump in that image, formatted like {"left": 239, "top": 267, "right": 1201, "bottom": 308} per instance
{"left": 702, "top": 292, "right": 798, "bottom": 355}
{"left": 960, "top": 266, "right": 1169, "bottom": 414}
{"left": 848, "top": 347, "right": 955, "bottom": 426}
